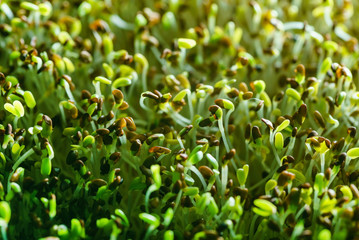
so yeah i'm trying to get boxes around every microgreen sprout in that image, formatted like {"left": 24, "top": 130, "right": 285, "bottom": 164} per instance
{"left": 1, "top": 1, "right": 359, "bottom": 239}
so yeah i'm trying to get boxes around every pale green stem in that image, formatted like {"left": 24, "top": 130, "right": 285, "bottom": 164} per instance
{"left": 144, "top": 225, "right": 155, "bottom": 240}
{"left": 180, "top": 48, "right": 186, "bottom": 70}
{"left": 218, "top": 117, "right": 230, "bottom": 153}
{"left": 177, "top": 136, "right": 185, "bottom": 149}
{"left": 145, "top": 185, "right": 158, "bottom": 213}
{"left": 189, "top": 166, "right": 207, "bottom": 190}
{"left": 320, "top": 153, "right": 326, "bottom": 173}
{"left": 224, "top": 109, "right": 234, "bottom": 134}
{"left": 249, "top": 214, "right": 259, "bottom": 239}
{"left": 327, "top": 165, "right": 340, "bottom": 188}
{"left": 295, "top": 205, "right": 307, "bottom": 221}
{"left": 173, "top": 190, "right": 183, "bottom": 213}
{"left": 221, "top": 164, "right": 228, "bottom": 198}
{"left": 94, "top": 81, "right": 102, "bottom": 98}
{"left": 142, "top": 66, "right": 148, "bottom": 92}
{"left": 7, "top": 148, "right": 35, "bottom": 193}
{"left": 59, "top": 106, "right": 66, "bottom": 125}
{"left": 140, "top": 97, "right": 152, "bottom": 112}
{"left": 64, "top": 81, "right": 76, "bottom": 103}
{"left": 13, "top": 117, "right": 18, "bottom": 129}
{"left": 184, "top": 89, "right": 194, "bottom": 121}
{"left": 1, "top": 225, "right": 7, "bottom": 240}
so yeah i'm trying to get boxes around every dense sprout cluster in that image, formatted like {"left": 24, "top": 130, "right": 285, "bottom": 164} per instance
{"left": 1, "top": 0, "right": 359, "bottom": 239}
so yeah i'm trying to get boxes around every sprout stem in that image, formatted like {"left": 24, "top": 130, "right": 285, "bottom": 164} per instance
{"left": 0, "top": 225, "right": 7, "bottom": 240}
{"left": 189, "top": 166, "right": 207, "bottom": 190}
{"left": 249, "top": 214, "right": 259, "bottom": 239}
{"left": 142, "top": 65, "right": 148, "bottom": 92}
{"left": 221, "top": 164, "right": 228, "bottom": 199}
{"left": 145, "top": 185, "right": 158, "bottom": 213}
{"left": 184, "top": 89, "right": 194, "bottom": 121}
{"left": 173, "top": 190, "right": 183, "bottom": 213}
{"left": 270, "top": 130, "right": 281, "bottom": 166}
{"left": 218, "top": 117, "right": 230, "bottom": 153}
{"left": 180, "top": 49, "right": 186, "bottom": 70}
{"left": 177, "top": 136, "right": 185, "bottom": 149}
{"left": 7, "top": 148, "right": 35, "bottom": 193}
{"left": 320, "top": 153, "right": 325, "bottom": 173}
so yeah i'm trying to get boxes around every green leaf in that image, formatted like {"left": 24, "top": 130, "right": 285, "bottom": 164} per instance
{"left": 178, "top": 38, "right": 196, "bottom": 49}
{"left": 320, "top": 198, "right": 337, "bottom": 213}
{"left": 253, "top": 199, "right": 276, "bottom": 217}
{"left": 189, "top": 150, "right": 204, "bottom": 164}
{"left": 129, "top": 177, "right": 146, "bottom": 191}
{"left": 134, "top": 53, "right": 148, "bottom": 68}
{"left": 4, "top": 102, "right": 19, "bottom": 117}
{"left": 340, "top": 185, "right": 353, "bottom": 201}
{"left": 103, "top": 63, "right": 114, "bottom": 79}
{"left": 112, "top": 77, "right": 132, "bottom": 88}
{"left": 10, "top": 182, "right": 21, "bottom": 194}
{"left": 71, "top": 219, "right": 83, "bottom": 237}
{"left": 13, "top": 100, "right": 24, "bottom": 117}
{"left": 253, "top": 80, "right": 266, "bottom": 94}
{"left": 222, "top": 99, "right": 235, "bottom": 110}
{"left": 276, "top": 119, "right": 290, "bottom": 132}
{"left": 83, "top": 135, "right": 95, "bottom": 147}
{"left": 115, "top": 209, "right": 129, "bottom": 227}
{"left": 103, "top": 35, "right": 113, "bottom": 56}
{"left": 173, "top": 89, "right": 188, "bottom": 102}
{"left": 96, "top": 218, "right": 110, "bottom": 228}
{"left": 183, "top": 187, "right": 199, "bottom": 196}
{"left": 164, "top": 230, "right": 174, "bottom": 240}
{"left": 139, "top": 213, "right": 160, "bottom": 227}
{"left": 46, "top": 143, "right": 55, "bottom": 159}
{"left": 0, "top": 201, "right": 11, "bottom": 223}
{"left": 162, "top": 208, "right": 173, "bottom": 227}
{"left": 208, "top": 198, "right": 219, "bottom": 216}
{"left": 320, "top": 57, "right": 332, "bottom": 75}
{"left": 314, "top": 173, "right": 325, "bottom": 194}
{"left": 39, "top": 2, "right": 52, "bottom": 16}
{"left": 151, "top": 165, "right": 161, "bottom": 188}
{"left": 95, "top": 76, "right": 111, "bottom": 85}
{"left": 265, "top": 179, "right": 277, "bottom": 194}
{"left": 24, "top": 91, "right": 36, "bottom": 108}
{"left": 286, "top": 88, "right": 301, "bottom": 101}
{"left": 41, "top": 158, "right": 52, "bottom": 176}
{"left": 20, "top": 2, "right": 39, "bottom": 11}
{"left": 348, "top": 147, "right": 359, "bottom": 159}
{"left": 318, "top": 229, "right": 331, "bottom": 240}
{"left": 274, "top": 132, "right": 284, "bottom": 150}
{"left": 206, "top": 153, "right": 219, "bottom": 169}
{"left": 78, "top": 1, "right": 91, "bottom": 17}
{"left": 236, "top": 164, "right": 249, "bottom": 186}
{"left": 12, "top": 143, "right": 24, "bottom": 160}
{"left": 287, "top": 169, "right": 306, "bottom": 183}
{"left": 49, "top": 194, "right": 56, "bottom": 219}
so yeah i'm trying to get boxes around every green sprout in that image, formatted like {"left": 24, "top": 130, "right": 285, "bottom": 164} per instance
{"left": 2, "top": 0, "right": 359, "bottom": 239}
